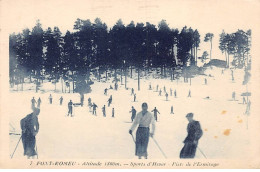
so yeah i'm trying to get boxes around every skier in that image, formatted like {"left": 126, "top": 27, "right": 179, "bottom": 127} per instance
{"left": 134, "top": 94, "right": 137, "bottom": 102}
{"left": 232, "top": 91, "right": 236, "bottom": 101}
{"left": 59, "top": 96, "right": 63, "bottom": 105}
{"left": 20, "top": 107, "right": 40, "bottom": 159}
{"left": 165, "top": 92, "right": 169, "bottom": 101}
{"left": 31, "top": 97, "right": 36, "bottom": 110}
{"left": 102, "top": 105, "right": 106, "bottom": 117}
{"left": 104, "top": 88, "right": 108, "bottom": 95}
{"left": 129, "top": 103, "right": 156, "bottom": 159}
{"left": 112, "top": 108, "right": 115, "bottom": 118}
{"left": 170, "top": 88, "right": 173, "bottom": 96}
{"left": 115, "top": 82, "right": 118, "bottom": 90}
{"left": 174, "top": 89, "right": 177, "bottom": 98}
{"left": 109, "top": 85, "right": 113, "bottom": 89}
{"left": 159, "top": 89, "right": 162, "bottom": 96}
{"left": 37, "top": 97, "right": 41, "bottom": 108}
{"left": 243, "top": 96, "right": 247, "bottom": 104}
{"left": 108, "top": 97, "right": 112, "bottom": 107}
{"left": 49, "top": 94, "right": 52, "bottom": 104}
{"left": 80, "top": 94, "right": 84, "bottom": 107}
{"left": 180, "top": 113, "right": 203, "bottom": 159}
{"left": 170, "top": 106, "right": 174, "bottom": 114}
{"left": 188, "top": 90, "right": 191, "bottom": 98}
{"left": 151, "top": 107, "right": 160, "bottom": 122}
{"left": 92, "top": 103, "right": 98, "bottom": 115}
{"left": 204, "top": 78, "right": 207, "bottom": 85}
{"left": 156, "top": 85, "right": 159, "bottom": 92}
{"left": 88, "top": 98, "right": 92, "bottom": 112}
{"left": 131, "top": 88, "right": 134, "bottom": 96}
{"left": 129, "top": 106, "right": 137, "bottom": 122}
{"left": 68, "top": 100, "right": 73, "bottom": 117}
{"left": 149, "top": 83, "right": 152, "bottom": 90}
{"left": 88, "top": 97, "right": 92, "bottom": 105}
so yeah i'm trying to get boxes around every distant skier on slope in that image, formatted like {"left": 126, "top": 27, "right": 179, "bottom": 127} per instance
{"left": 165, "top": 92, "right": 169, "bottom": 101}
{"left": 180, "top": 113, "right": 203, "bottom": 159}
{"left": 112, "top": 108, "right": 115, "bottom": 118}
{"left": 59, "top": 96, "right": 63, "bottom": 105}
{"left": 134, "top": 94, "right": 137, "bottom": 102}
{"left": 131, "top": 88, "right": 134, "bottom": 96}
{"left": 92, "top": 103, "right": 98, "bottom": 115}
{"left": 149, "top": 83, "right": 152, "bottom": 90}
{"left": 68, "top": 100, "right": 73, "bottom": 117}
{"left": 171, "top": 106, "right": 174, "bottom": 114}
{"left": 104, "top": 88, "right": 108, "bottom": 95}
{"left": 37, "top": 97, "right": 41, "bottom": 108}
{"left": 31, "top": 97, "right": 36, "bottom": 110}
{"left": 102, "top": 105, "right": 106, "bottom": 117}
{"left": 188, "top": 90, "right": 191, "bottom": 98}
{"left": 174, "top": 89, "right": 177, "bottom": 98}
{"left": 232, "top": 91, "right": 236, "bottom": 101}
{"left": 49, "top": 94, "right": 53, "bottom": 104}
{"left": 129, "top": 106, "right": 137, "bottom": 122}
{"left": 129, "top": 103, "right": 156, "bottom": 159}
{"left": 151, "top": 107, "right": 160, "bottom": 122}
{"left": 170, "top": 88, "right": 173, "bottom": 96}
{"left": 108, "top": 96, "right": 112, "bottom": 107}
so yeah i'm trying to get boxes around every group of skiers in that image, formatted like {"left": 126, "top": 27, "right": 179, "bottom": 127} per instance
{"left": 128, "top": 103, "right": 203, "bottom": 159}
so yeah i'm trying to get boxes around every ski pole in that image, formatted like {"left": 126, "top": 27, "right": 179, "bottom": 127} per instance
{"left": 131, "top": 134, "right": 136, "bottom": 143}
{"left": 152, "top": 137, "right": 167, "bottom": 159}
{"left": 35, "top": 142, "right": 38, "bottom": 159}
{"left": 11, "top": 136, "right": 22, "bottom": 159}
{"left": 197, "top": 147, "right": 207, "bottom": 159}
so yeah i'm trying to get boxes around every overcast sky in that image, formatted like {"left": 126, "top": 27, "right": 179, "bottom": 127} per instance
{"left": 1, "top": 0, "right": 260, "bottom": 59}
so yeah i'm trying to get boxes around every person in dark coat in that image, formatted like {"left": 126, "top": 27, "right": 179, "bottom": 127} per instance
{"left": 112, "top": 108, "right": 115, "bottom": 118}
{"left": 171, "top": 106, "right": 174, "bottom": 114}
{"left": 149, "top": 83, "right": 152, "bottom": 90}
{"left": 151, "top": 107, "right": 160, "bottom": 122}
{"left": 102, "top": 105, "right": 106, "bottom": 117}
{"left": 31, "top": 97, "right": 36, "bottom": 110}
{"left": 108, "top": 96, "right": 112, "bottom": 107}
{"left": 174, "top": 89, "right": 177, "bottom": 98}
{"left": 129, "top": 103, "right": 156, "bottom": 159}
{"left": 68, "top": 100, "right": 73, "bottom": 117}
{"left": 104, "top": 88, "right": 108, "bottom": 95}
{"left": 59, "top": 96, "right": 63, "bottom": 105}
{"left": 134, "top": 94, "right": 137, "bottom": 102}
{"left": 20, "top": 108, "right": 40, "bottom": 159}
{"left": 49, "top": 94, "right": 53, "bottom": 104}
{"left": 180, "top": 113, "right": 203, "bottom": 159}
{"left": 165, "top": 92, "right": 169, "bottom": 101}
{"left": 92, "top": 103, "right": 98, "bottom": 115}
{"left": 80, "top": 94, "right": 84, "bottom": 107}
{"left": 129, "top": 106, "right": 137, "bottom": 122}
{"left": 37, "top": 98, "right": 41, "bottom": 108}
{"left": 131, "top": 88, "right": 134, "bottom": 96}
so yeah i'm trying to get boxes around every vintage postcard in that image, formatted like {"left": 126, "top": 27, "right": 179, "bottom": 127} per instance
{"left": 0, "top": 0, "right": 260, "bottom": 169}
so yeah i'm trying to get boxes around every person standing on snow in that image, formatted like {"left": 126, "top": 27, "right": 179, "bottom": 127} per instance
{"left": 188, "top": 90, "right": 191, "bottom": 98}
{"left": 102, "top": 105, "right": 106, "bottom": 117}
{"left": 92, "top": 103, "right": 98, "bottom": 115}
{"left": 134, "top": 94, "right": 137, "bottom": 102}
{"left": 180, "top": 113, "right": 203, "bottom": 159}
{"left": 31, "top": 97, "right": 36, "bottom": 110}
{"left": 174, "top": 89, "right": 177, "bottom": 98}
{"left": 151, "top": 107, "right": 160, "bottom": 122}
{"left": 20, "top": 108, "right": 40, "bottom": 159}
{"left": 129, "top": 103, "right": 156, "bottom": 159}
{"left": 165, "top": 92, "right": 169, "bottom": 101}
{"left": 129, "top": 106, "right": 137, "bottom": 122}
{"left": 170, "top": 88, "right": 173, "bottom": 96}
{"left": 68, "top": 100, "right": 73, "bottom": 117}
{"left": 59, "top": 96, "right": 63, "bottom": 105}
{"left": 131, "top": 88, "right": 134, "bottom": 96}
{"left": 171, "top": 106, "right": 174, "bottom": 114}
{"left": 37, "top": 97, "right": 41, "bottom": 108}
{"left": 112, "top": 108, "right": 115, "bottom": 118}
{"left": 49, "top": 94, "right": 53, "bottom": 104}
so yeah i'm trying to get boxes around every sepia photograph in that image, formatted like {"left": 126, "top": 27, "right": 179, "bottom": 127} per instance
{"left": 1, "top": 0, "right": 260, "bottom": 169}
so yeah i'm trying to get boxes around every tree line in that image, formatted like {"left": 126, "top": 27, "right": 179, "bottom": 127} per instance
{"left": 9, "top": 18, "right": 251, "bottom": 93}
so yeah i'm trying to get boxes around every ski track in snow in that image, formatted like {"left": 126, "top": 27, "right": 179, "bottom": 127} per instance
{"left": 9, "top": 67, "right": 251, "bottom": 159}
